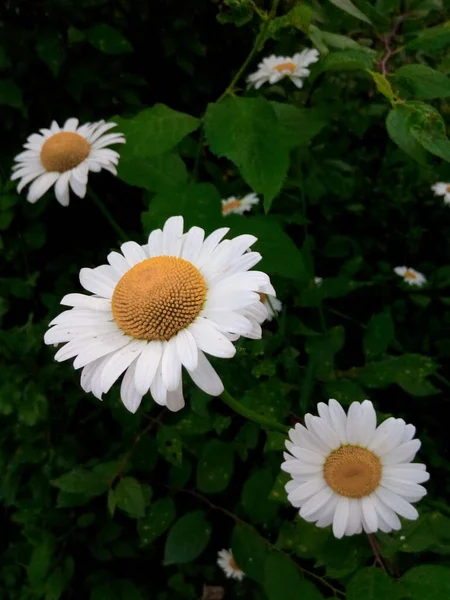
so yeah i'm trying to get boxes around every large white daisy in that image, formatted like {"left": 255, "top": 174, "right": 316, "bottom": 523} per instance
{"left": 394, "top": 266, "right": 426, "bottom": 287}
{"left": 11, "top": 118, "right": 125, "bottom": 206}
{"left": 431, "top": 182, "right": 450, "bottom": 205}
{"left": 44, "top": 216, "right": 274, "bottom": 413}
{"left": 217, "top": 549, "right": 245, "bottom": 581}
{"left": 247, "top": 49, "right": 319, "bottom": 89}
{"left": 282, "top": 399, "right": 429, "bottom": 539}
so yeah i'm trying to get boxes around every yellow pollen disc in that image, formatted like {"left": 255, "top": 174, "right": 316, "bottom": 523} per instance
{"left": 229, "top": 557, "right": 239, "bottom": 571}
{"left": 324, "top": 445, "right": 382, "bottom": 499}
{"left": 111, "top": 256, "right": 207, "bottom": 341}
{"left": 273, "top": 61, "right": 296, "bottom": 73}
{"left": 222, "top": 199, "right": 242, "bottom": 215}
{"left": 40, "top": 132, "right": 90, "bottom": 172}
{"left": 446, "top": 185, "right": 450, "bottom": 193}
{"left": 404, "top": 270, "right": 417, "bottom": 280}
{"left": 259, "top": 292, "right": 266, "bottom": 303}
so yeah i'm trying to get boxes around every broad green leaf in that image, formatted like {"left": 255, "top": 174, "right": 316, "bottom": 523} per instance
{"left": 269, "top": 471, "right": 289, "bottom": 503}
{"left": 242, "top": 469, "right": 278, "bottom": 524}
{"left": 51, "top": 468, "right": 110, "bottom": 497}
{"left": 321, "top": 50, "right": 373, "bottom": 71}
{"left": 118, "top": 152, "right": 188, "bottom": 192}
{"left": 36, "top": 32, "right": 66, "bottom": 76}
{"left": 319, "top": 30, "right": 377, "bottom": 55}
{"left": 346, "top": 567, "right": 400, "bottom": 600}
{"left": 28, "top": 538, "right": 55, "bottom": 586}
{"left": 45, "top": 568, "right": 66, "bottom": 600}
{"left": 395, "top": 64, "right": 450, "bottom": 99}
{"left": 141, "top": 183, "right": 221, "bottom": 232}
{"left": 358, "top": 353, "right": 436, "bottom": 391}
{"left": 386, "top": 105, "right": 429, "bottom": 164}
{"left": 324, "top": 380, "right": 366, "bottom": 406}
{"left": 363, "top": 311, "right": 394, "bottom": 359}
{"left": 86, "top": 24, "right": 133, "bottom": 54}
{"left": 205, "top": 96, "right": 290, "bottom": 212}
{"left": 196, "top": 440, "right": 234, "bottom": 494}
{"left": 156, "top": 427, "right": 183, "bottom": 466}
{"left": 264, "top": 552, "right": 324, "bottom": 600}
{"left": 405, "top": 23, "right": 450, "bottom": 51}
{"left": 305, "top": 326, "right": 345, "bottom": 380}
{"left": 241, "top": 379, "right": 292, "bottom": 424}
{"left": 0, "top": 78, "right": 23, "bottom": 109}
{"left": 270, "top": 103, "right": 326, "bottom": 149}
{"left": 115, "top": 477, "right": 146, "bottom": 519}
{"left": 114, "top": 105, "right": 200, "bottom": 157}
{"left": 138, "top": 497, "right": 176, "bottom": 547}
{"left": 401, "top": 565, "right": 450, "bottom": 600}
{"left": 328, "top": 0, "right": 372, "bottom": 24}
{"left": 164, "top": 511, "right": 211, "bottom": 565}
{"left": 231, "top": 524, "right": 268, "bottom": 583}
{"left": 408, "top": 101, "right": 450, "bottom": 162}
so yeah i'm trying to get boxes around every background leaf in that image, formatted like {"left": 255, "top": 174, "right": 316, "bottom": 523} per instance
{"left": 164, "top": 511, "right": 211, "bottom": 565}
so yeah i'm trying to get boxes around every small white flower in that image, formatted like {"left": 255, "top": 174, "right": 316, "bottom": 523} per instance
{"left": 394, "top": 266, "right": 426, "bottom": 287}
{"left": 431, "top": 182, "right": 450, "bottom": 205}
{"left": 260, "top": 292, "right": 282, "bottom": 321}
{"left": 314, "top": 277, "right": 323, "bottom": 286}
{"left": 44, "top": 216, "right": 274, "bottom": 413}
{"left": 282, "top": 399, "right": 429, "bottom": 539}
{"left": 221, "top": 193, "right": 259, "bottom": 216}
{"left": 247, "top": 49, "right": 319, "bottom": 89}
{"left": 217, "top": 549, "right": 245, "bottom": 581}
{"left": 11, "top": 118, "right": 125, "bottom": 206}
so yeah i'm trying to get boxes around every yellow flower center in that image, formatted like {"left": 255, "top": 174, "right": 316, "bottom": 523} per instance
{"left": 404, "top": 270, "right": 417, "bottom": 280}
{"left": 222, "top": 199, "right": 242, "bottom": 215}
{"left": 111, "top": 256, "right": 207, "bottom": 341}
{"left": 259, "top": 292, "right": 266, "bottom": 303}
{"left": 273, "top": 61, "right": 296, "bottom": 73}
{"left": 40, "top": 132, "right": 90, "bottom": 172}
{"left": 446, "top": 185, "right": 450, "bottom": 193}
{"left": 229, "top": 556, "right": 240, "bottom": 572}
{"left": 324, "top": 445, "right": 382, "bottom": 498}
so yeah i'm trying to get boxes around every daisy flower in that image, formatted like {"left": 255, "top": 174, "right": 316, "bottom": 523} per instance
{"left": 394, "top": 266, "right": 426, "bottom": 287}
{"left": 259, "top": 292, "right": 282, "bottom": 321}
{"left": 431, "top": 182, "right": 450, "bottom": 205}
{"left": 247, "top": 49, "right": 319, "bottom": 89}
{"left": 314, "top": 277, "right": 323, "bottom": 286}
{"left": 221, "top": 193, "right": 259, "bottom": 217}
{"left": 44, "top": 216, "right": 274, "bottom": 413}
{"left": 217, "top": 549, "right": 245, "bottom": 581}
{"left": 11, "top": 118, "right": 125, "bottom": 206}
{"left": 282, "top": 399, "right": 429, "bottom": 539}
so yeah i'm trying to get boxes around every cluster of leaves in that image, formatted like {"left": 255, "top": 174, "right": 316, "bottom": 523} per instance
{"left": 2, "top": 0, "right": 450, "bottom": 598}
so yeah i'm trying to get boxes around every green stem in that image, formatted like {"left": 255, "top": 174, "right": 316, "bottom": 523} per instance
{"left": 216, "top": 0, "right": 281, "bottom": 103}
{"left": 221, "top": 388, "right": 289, "bottom": 433}
{"left": 89, "top": 189, "right": 129, "bottom": 242}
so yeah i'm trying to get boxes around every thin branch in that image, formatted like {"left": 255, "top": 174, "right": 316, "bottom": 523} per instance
{"left": 378, "top": 15, "right": 410, "bottom": 76}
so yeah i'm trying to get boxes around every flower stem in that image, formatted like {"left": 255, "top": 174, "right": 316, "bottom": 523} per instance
{"left": 216, "top": 0, "right": 281, "bottom": 103}
{"left": 221, "top": 388, "right": 289, "bottom": 433}
{"left": 88, "top": 189, "right": 129, "bottom": 242}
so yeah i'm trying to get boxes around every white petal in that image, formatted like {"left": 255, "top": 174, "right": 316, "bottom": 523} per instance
{"left": 346, "top": 402, "right": 362, "bottom": 444}
{"left": 288, "top": 447, "right": 325, "bottom": 465}
{"left": 27, "top": 172, "right": 60, "bottom": 203}
{"left": 54, "top": 171, "right": 71, "bottom": 206}
{"left": 72, "top": 333, "right": 131, "bottom": 369}
{"left": 333, "top": 497, "right": 350, "bottom": 539}
{"left": 382, "top": 439, "right": 421, "bottom": 465}
{"left": 147, "top": 229, "right": 163, "bottom": 257}
{"left": 150, "top": 362, "right": 168, "bottom": 406}
{"left": 187, "top": 350, "right": 224, "bottom": 395}
{"left": 100, "top": 340, "right": 145, "bottom": 393}
{"left": 328, "top": 399, "right": 348, "bottom": 445}
{"left": 166, "top": 382, "right": 185, "bottom": 412}
{"left": 375, "top": 487, "right": 419, "bottom": 520}
{"left": 189, "top": 320, "right": 236, "bottom": 358}
{"left": 300, "top": 488, "right": 336, "bottom": 520}
{"left": 60, "top": 293, "right": 111, "bottom": 311}
{"left": 120, "top": 360, "right": 143, "bottom": 413}
{"left": 79, "top": 267, "right": 116, "bottom": 298}
{"left": 181, "top": 226, "right": 205, "bottom": 263}
{"left": 361, "top": 497, "right": 378, "bottom": 533}
{"left": 196, "top": 227, "right": 230, "bottom": 268}
{"left": 134, "top": 340, "right": 163, "bottom": 395}
{"left": 107, "top": 251, "right": 131, "bottom": 277}
{"left": 202, "top": 311, "right": 252, "bottom": 336}
{"left": 64, "top": 118, "right": 79, "bottom": 132}
{"left": 162, "top": 216, "right": 184, "bottom": 256}
{"left": 120, "top": 241, "right": 148, "bottom": 266}
{"left": 205, "top": 289, "right": 259, "bottom": 311}
{"left": 305, "top": 415, "right": 340, "bottom": 451}
{"left": 383, "top": 466, "right": 429, "bottom": 484}
{"left": 176, "top": 329, "right": 198, "bottom": 371}
{"left": 287, "top": 478, "right": 326, "bottom": 505}
{"left": 69, "top": 172, "right": 87, "bottom": 198}
{"left": 358, "top": 400, "right": 377, "bottom": 446}
{"left": 371, "top": 495, "right": 402, "bottom": 531}
{"left": 346, "top": 499, "right": 363, "bottom": 536}
{"left": 161, "top": 338, "right": 182, "bottom": 391}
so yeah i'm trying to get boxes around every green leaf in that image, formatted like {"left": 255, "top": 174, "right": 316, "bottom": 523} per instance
{"left": 114, "top": 105, "right": 200, "bottom": 158}
{"left": 231, "top": 524, "right": 268, "bottom": 583}
{"left": 358, "top": 354, "right": 436, "bottom": 392}
{"left": 86, "top": 24, "right": 133, "bottom": 54}
{"left": 386, "top": 105, "right": 429, "bottom": 164}
{"left": 395, "top": 64, "right": 450, "bottom": 99}
{"left": 28, "top": 538, "right": 55, "bottom": 586}
{"left": 164, "top": 510, "right": 211, "bottom": 565}
{"left": 305, "top": 326, "right": 345, "bottom": 380}
{"left": 405, "top": 23, "right": 450, "bottom": 52}
{"left": 0, "top": 45, "right": 11, "bottom": 69}
{"left": 328, "top": 0, "right": 372, "bottom": 23}
{"left": 347, "top": 568, "right": 400, "bottom": 600}
{"left": 369, "top": 71, "right": 397, "bottom": 103}
{"left": 363, "top": 311, "right": 394, "bottom": 359}
{"left": 196, "top": 440, "right": 234, "bottom": 494}
{"left": 36, "top": 32, "right": 66, "bottom": 76}
{"left": 51, "top": 468, "right": 110, "bottom": 497}
{"left": 138, "top": 497, "right": 176, "bottom": 547}
{"left": 401, "top": 565, "right": 450, "bottom": 600}
{"left": 270, "top": 103, "right": 326, "bottom": 149}
{"left": 319, "top": 30, "right": 377, "bottom": 55}
{"left": 324, "top": 380, "right": 367, "bottom": 406}
{"left": 0, "top": 78, "right": 23, "bottom": 109}
{"left": 118, "top": 152, "right": 188, "bottom": 192}
{"left": 157, "top": 427, "right": 183, "bottom": 466}
{"left": 408, "top": 101, "right": 450, "bottom": 162}
{"left": 115, "top": 477, "right": 146, "bottom": 518}
{"left": 205, "top": 96, "right": 289, "bottom": 212}
{"left": 45, "top": 568, "right": 66, "bottom": 600}
{"left": 321, "top": 50, "right": 373, "bottom": 71}
{"left": 264, "top": 552, "right": 324, "bottom": 600}
{"left": 141, "top": 183, "right": 221, "bottom": 232}
{"left": 242, "top": 469, "right": 278, "bottom": 524}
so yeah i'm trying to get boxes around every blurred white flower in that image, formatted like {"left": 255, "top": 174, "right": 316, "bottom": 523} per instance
{"left": 260, "top": 293, "right": 282, "bottom": 321}
{"left": 431, "top": 182, "right": 450, "bottom": 205}
{"left": 282, "top": 399, "right": 429, "bottom": 539}
{"left": 44, "top": 216, "right": 274, "bottom": 413}
{"left": 217, "top": 549, "right": 245, "bottom": 581}
{"left": 11, "top": 118, "right": 125, "bottom": 206}
{"left": 314, "top": 277, "right": 323, "bottom": 286}
{"left": 221, "top": 193, "right": 259, "bottom": 216}
{"left": 247, "top": 49, "right": 319, "bottom": 89}
{"left": 394, "top": 266, "right": 426, "bottom": 287}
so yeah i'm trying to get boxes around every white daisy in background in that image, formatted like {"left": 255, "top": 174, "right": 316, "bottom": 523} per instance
{"left": 394, "top": 266, "right": 426, "bottom": 287}
{"left": 44, "top": 216, "right": 274, "bottom": 413}
{"left": 221, "top": 193, "right": 259, "bottom": 217}
{"left": 217, "top": 549, "right": 245, "bottom": 581}
{"left": 282, "top": 399, "right": 429, "bottom": 539}
{"left": 431, "top": 182, "right": 450, "bottom": 205}
{"left": 247, "top": 49, "right": 319, "bottom": 89}
{"left": 314, "top": 277, "right": 323, "bottom": 286}
{"left": 259, "top": 292, "right": 282, "bottom": 322}
{"left": 11, "top": 118, "right": 125, "bottom": 206}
